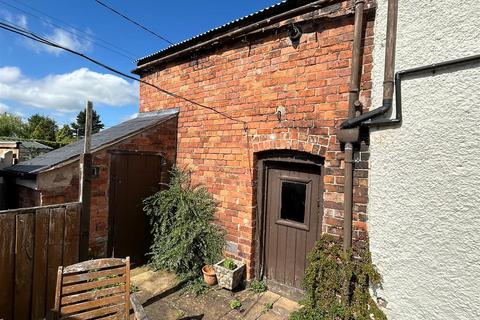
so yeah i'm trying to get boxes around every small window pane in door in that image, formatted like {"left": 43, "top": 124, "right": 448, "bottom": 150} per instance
{"left": 280, "top": 181, "right": 306, "bottom": 223}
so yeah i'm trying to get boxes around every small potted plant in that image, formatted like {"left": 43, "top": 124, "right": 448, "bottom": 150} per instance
{"left": 214, "top": 258, "right": 245, "bottom": 290}
{"left": 202, "top": 264, "right": 217, "bottom": 286}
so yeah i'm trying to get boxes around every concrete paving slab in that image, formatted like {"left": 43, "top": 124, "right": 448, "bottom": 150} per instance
{"left": 130, "top": 267, "right": 299, "bottom": 319}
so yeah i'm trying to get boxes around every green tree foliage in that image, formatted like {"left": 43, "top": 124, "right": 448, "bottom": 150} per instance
{"left": 55, "top": 124, "right": 75, "bottom": 144}
{"left": 143, "top": 168, "right": 226, "bottom": 279}
{"left": 0, "top": 113, "right": 26, "bottom": 137}
{"left": 71, "top": 109, "right": 104, "bottom": 137}
{"left": 290, "top": 235, "right": 386, "bottom": 320}
{"left": 27, "top": 114, "right": 58, "bottom": 141}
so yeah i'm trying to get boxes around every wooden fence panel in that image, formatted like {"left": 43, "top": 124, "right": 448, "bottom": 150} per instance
{"left": 0, "top": 202, "right": 81, "bottom": 320}
{"left": 0, "top": 213, "right": 15, "bottom": 319}
{"left": 63, "top": 204, "right": 81, "bottom": 266}
{"left": 14, "top": 212, "right": 35, "bottom": 320}
{"left": 31, "top": 209, "right": 49, "bottom": 319}
{"left": 46, "top": 207, "right": 65, "bottom": 312}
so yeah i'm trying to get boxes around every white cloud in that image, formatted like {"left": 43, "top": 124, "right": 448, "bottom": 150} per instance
{"left": 122, "top": 113, "right": 138, "bottom": 121}
{"left": 0, "top": 102, "right": 10, "bottom": 113}
{"left": 1, "top": 10, "right": 92, "bottom": 55}
{"left": 0, "top": 10, "right": 28, "bottom": 29}
{"left": 24, "top": 27, "right": 93, "bottom": 55}
{"left": 37, "top": 28, "right": 93, "bottom": 55}
{"left": 0, "top": 67, "right": 138, "bottom": 113}
{"left": 16, "top": 14, "right": 28, "bottom": 29}
{"left": 0, "top": 66, "right": 21, "bottom": 82}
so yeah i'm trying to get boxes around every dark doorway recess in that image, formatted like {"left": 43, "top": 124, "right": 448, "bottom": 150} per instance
{"left": 108, "top": 151, "right": 165, "bottom": 265}
{"left": 255, "top": 150, "right": 323, "bottom": 299}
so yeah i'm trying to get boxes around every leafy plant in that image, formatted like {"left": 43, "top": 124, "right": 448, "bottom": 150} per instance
{"left": 0, "top": 113, "right": 27, "bottom": 137}
{"left": 229, "top": 298, "right": 242, "bottom": 310}
{"left": 143, "top": 167, "right": 226, "bottom": 279}
{"left": 183, "top": 277, "right": 210, "bottom": 297}
{"left": 130, "top": 283, "right": 139, "bottom": 293}
{"left": 223, "top": 258, "right": 236, "bottom": 270}
{"left": 290, "top": 235, "right": 386, "bottom": 320}
{"left": 249, "top": 279, "right": 267, "bottom": 293}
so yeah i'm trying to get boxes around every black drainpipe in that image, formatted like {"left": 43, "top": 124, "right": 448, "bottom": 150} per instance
{"left": 337, "top": 0, "right": 398, "bottom": 251}
{"left": 341, "top": 0, "right": 398, "bottom": 130}
{"left": 342, "top": 0, "right": 365, "bottom": 251}
{"left": 363, "top": 54, "right": 480, "bottom": 127}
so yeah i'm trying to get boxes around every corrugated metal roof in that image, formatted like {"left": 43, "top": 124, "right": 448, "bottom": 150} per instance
{"left": 136, "top": 0, "right": 294, "bottom": 65}
{"left": 5, "top": 108, "right": 178, "bottom": 175}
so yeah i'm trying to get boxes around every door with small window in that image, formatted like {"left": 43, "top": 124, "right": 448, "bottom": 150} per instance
{"left": 264, "top": 162, "right": 322, "bottom": 291}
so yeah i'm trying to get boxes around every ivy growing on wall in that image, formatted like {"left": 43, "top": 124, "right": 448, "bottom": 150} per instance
{"left": 290, "top": 235, "right": 386, "bottom": 320}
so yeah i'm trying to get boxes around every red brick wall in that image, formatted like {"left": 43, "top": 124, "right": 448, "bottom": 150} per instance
{"left": 39, "top": 117, "right": 178, "bottom": 256}
{"left": 138, "top": 5, "right": 374, "bottom": 277}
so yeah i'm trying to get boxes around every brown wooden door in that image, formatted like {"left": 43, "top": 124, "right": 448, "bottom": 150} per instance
{"left": 109, "top": 153, "right": 164, "bottom": 265}
{"left": 264, "top": 162, "right": 322, "bottom": 290}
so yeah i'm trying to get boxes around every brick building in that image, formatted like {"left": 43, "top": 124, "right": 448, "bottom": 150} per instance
{"left": 4, "top": 110, "right": 178, "bottom": 259}
{"left": 5, "top": 0, "right": 376, "bottom": 296}
{"left": 133, "top": 0, "right": 375, "bottom": 293}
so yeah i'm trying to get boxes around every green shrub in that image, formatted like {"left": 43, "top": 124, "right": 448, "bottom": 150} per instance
{"left": 290, "top": 235, "right": 386, "bottom": 320}
{"left": 183, "top": 277, "right": 210, "bottom": 297}
{"left": 229, "top": 298, "right": 242, "bottom": 310}
{"left": 249, "top": 279, "right": 267, "bottom": 293}
{"left": 223, "top": 258, "right": 236, "bottom": 270}
{"left": 143, "top": 167, "right": 226, "bottom": 279}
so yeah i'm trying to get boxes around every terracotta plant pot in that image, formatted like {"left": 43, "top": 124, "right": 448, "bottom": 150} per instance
{"left": 202, "top": 265, "right": 217, "bottom": 286}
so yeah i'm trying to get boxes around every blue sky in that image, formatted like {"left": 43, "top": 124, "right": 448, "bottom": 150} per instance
{"left": 0, "top": 0, "right": 279, "bottom": 128}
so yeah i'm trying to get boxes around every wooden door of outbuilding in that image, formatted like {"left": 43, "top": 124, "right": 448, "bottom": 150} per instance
{"left": 264, "top": 162, "right": 322, "bottom": 293}
{"left": 109, "top": 152, "right": 164, "bottom": 265}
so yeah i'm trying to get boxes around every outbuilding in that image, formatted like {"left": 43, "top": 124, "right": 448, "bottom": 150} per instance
{"left": 4, "top": 109, "right": 178, "bottom": 262}
{"left": 133, "top": 0, "right": 375, "bottom": 296}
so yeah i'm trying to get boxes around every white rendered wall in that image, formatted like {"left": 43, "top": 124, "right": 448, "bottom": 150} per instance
{"left": 368, "top": 1, "right": 480, "bottom": 319}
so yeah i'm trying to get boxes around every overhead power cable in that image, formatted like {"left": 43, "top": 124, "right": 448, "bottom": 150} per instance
{"left": 0, "top": 21, "right": 247, "bottom": 127}
{"left": 0, "top": 0, "right": 137, "bottom": 60}
{"left": 94, "top": 0, "right": 173, "bottom": 45}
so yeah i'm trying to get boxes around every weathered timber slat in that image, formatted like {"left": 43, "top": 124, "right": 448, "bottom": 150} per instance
{"left": 60, "top": 293, "right": 125, "bottom": 314}
{"left": 61, "top": 285, "right": 126, "bottom": 305}
{"left": 94, "top": 314, "right": 118, "bottom": 320}
{"left": 14, "top": 212, "right": 35, "bottom": 320}
{"left": 63, "top": 258, "right": 127, "bottom": 274}
{"left": 62, "top": 276, "right": 126, "bottom": 295}
{"left": 31, "top": 208, "right": 50, "bottom": 319}
{"left": 63, "top": 204, "right": 81, "bottom": 266}
{"left": 131, "top": 293, "right": 148, "bottom": 320}
{"left": 46, "top": 207, "right": 66, "bottom": 311}
{"left": 0, "top": 213, "right": 15, "bottom": 319}
{"left": 60, "top": 303, "right": 125, "bottom": 320}
{"left": 63, "top": 266, "right": 126, "bottom": 284}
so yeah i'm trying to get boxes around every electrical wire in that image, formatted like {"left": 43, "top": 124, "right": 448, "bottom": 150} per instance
{"left": 0, "top": 0, "right": 138, "bottom": 60}
{"left": 94, "top": 0, "right": 173, "bottom": 45}
{"left": 0, "top": 21, "right": 247, "bottom": 127}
